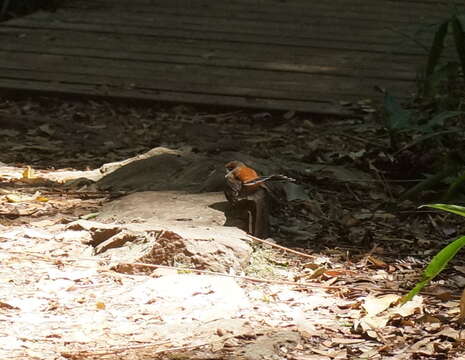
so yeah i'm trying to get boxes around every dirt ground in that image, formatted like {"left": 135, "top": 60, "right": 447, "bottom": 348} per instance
{"left": 1, "top": 96, "right": 465, "bottom": 359}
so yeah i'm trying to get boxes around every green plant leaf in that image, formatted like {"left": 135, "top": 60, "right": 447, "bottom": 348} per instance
{"left": 444, "top": 170, "right": 465, "bottom": 201}
{"left": 426, "top": 20, "right": 449, "bottom": 77}
{"left": 1, "top": 0, "right": 11, "bottom": 17}
{"left": 383, "top": 92, "right": 412, "bottom": 130}
{"left": 423, "top": 235, "right": 465, "bottom": 277}
{"left": 403, "top": 278, "right": 430, "bottom": 303}
{"left": 426, "top": 61, "right": 460, "bottom": 95}
{"left": 403, "top": 204, "right": 465, "bottom": 303}
{"left": 420, "top": 203, "right": 465, "bottom": 217}
{"left": 424, "top": 20, "right": 449, "bottom": 96}
{"left": 420, "top": 110, "right": 463, "bottom": 131}
{"left": 403, "top": 234, "right": 465, "bottom": 302}
{"left": 452, "top": 16, "right": 465, "bottom": 78}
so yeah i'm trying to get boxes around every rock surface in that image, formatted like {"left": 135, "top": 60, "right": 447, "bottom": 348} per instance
{"left": 68, "top": 219, "right": 252, "bottom": 273}
{"left": 59, "top": 147, "right": 308, "bottom": 273}
{"left": 96, "top": 191, "right": 227, "bottom": 226}
{"left": 95, "top": 146, "right": 280, "bottom": 193}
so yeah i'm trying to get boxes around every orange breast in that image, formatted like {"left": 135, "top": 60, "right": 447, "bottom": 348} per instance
{"left": 234, "top": 166, "right": 259, "bottom": 183}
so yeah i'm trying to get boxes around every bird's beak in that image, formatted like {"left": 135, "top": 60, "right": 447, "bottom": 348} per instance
{"left": 225, "top": 169, "right": 234, "bottom": 178}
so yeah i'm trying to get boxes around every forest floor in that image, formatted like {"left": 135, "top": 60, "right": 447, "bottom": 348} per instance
{"left": 1, "top": 96, "right": 465, "bottom": 359}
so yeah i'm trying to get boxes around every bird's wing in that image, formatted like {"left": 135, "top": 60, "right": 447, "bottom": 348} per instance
{"left": 243, "top": 175, "right": 295, "bottom": 186}
{"left": 226, "top": 175, "right": 243, "bottom": 193}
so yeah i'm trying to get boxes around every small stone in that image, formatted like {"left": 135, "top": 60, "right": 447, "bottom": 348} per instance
{"left": 302, "top": 119, "right": 314, "bottom": 129}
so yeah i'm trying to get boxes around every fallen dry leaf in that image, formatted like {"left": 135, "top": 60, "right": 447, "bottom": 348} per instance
{"left": 362, "top": 294, "right": 400, "bottom": 317}
{"left": 5, "top": 193, "right": 35, "bottom": 203}
{"left": 367, "top": 256, "right": 387, "bottom": 268}
{"left": 357, "top": 314, "right": 389, "bottom": 331}
{"left": 96, "top": 301, "right": 106, "bottom": 310}
{"left": 0, "top": 301, "right": 18, "bottom": 310}
{"left": 391, "top": 296, "right": 423, "bottom": 317}
{"left": 22, "top": 165, "right": 35, "bottom": 179}
{"left": 458, "top": 287, "right": 465, "bottom": 324}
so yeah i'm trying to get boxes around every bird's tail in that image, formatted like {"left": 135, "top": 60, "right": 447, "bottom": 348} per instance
{"left": 243, "top": 174, "right": 295, "bottom": 186}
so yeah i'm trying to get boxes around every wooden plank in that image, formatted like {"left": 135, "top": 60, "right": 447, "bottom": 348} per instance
{"left": 64, "top": 0, "right": 460, "bottom": 23}
{"left": 23, "top": 8, "right": 440, "bottom": 41}
{"left": 4, "top": 16, "right": 435, "bottom": 56}
{"left": 0, "top": 66, "right": 410, "bottom": 107}
{"left": 0, "top": 51, "right": 413, "bottom": 98}
{"left": 0, "top": 31, "right": 417, "bottom": 80}
{"left": 37, "top": 8, "right": 440, "bottom": 47}
{"left": 1, "top": 0, "right": 445, "bottom": 113}
{"left": 0, "top": 26, "right": 430, "bottom": 68}
{"left": 98, "top": 0, "right": 461, "bottom": 11}
{"left": 0, "top": 77, "right": 353, "bottom": 115}
{"left": 58, "top": 5, "right": 431, "bottom": 31}
{"left": 0, "top": 66, "right": 334, "bottom": 102}
{"left": 65, "top": 6, "right": 426, "bottom": 29}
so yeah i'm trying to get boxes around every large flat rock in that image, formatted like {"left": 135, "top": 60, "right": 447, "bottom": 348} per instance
{"left": 68, "top": 218, "right": 253, "bottom": 273}
{"left": 97, "top": 191, "right": 227, "bottom": 227}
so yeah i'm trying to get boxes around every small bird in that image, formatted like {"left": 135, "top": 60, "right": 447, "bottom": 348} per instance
{"left": 224, "top": 160, "right": 295, "bottom": 205}
{"left": 224, "top": 160, "right": 295, "bottom": 239}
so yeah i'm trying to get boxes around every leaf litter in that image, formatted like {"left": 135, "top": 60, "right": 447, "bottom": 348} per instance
{"left": 1, "top": 97, "right": 465, "bottom": 359}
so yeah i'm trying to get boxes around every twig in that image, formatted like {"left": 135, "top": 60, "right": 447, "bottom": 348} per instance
{"left": 361, "top": 242, "right": 380, "bottom": 267}
{"left": 150, "top": 339, "right": 231, "bottom": 355}
{"left": 0, "top": 248, "right": 319, "bottom": 286}
{"left": 61, "top": 339, "right": 215, "bottom": 358}
{"left": 0, "top": 209, "right": 40, "bottom": 218}
{"left": 393, "top": 129, "right": 464, "bottom": 156}
{"left": 0, "top": 249, "right": 434, "bottom": 296}
{"left": 335, "top": 133, "right": 386, "bottom": 147}
{"left": 125, "top": 261, "right": 325, "bottom": 287}
{"left": 192, "top": 110, "right": 242, "bottom": 119}
{"left": 345, "top": 183, "right": 361, "bottom": 202}
{"left": 245, "top": 234, "right": 315, "bottom": 261}
{"left": 370, "top": 162, "right": 393, "bottom": 201}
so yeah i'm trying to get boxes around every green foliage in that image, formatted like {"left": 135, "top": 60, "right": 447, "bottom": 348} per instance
{"left": 422, "top": 14, "right": 465, "bottom": 98}
{"left": 422, "top": 203, "right": 465, "bottom": 217}
{"left": 444, "top": 169, "right": 465, "bottom": 201}
{"left": 383, "top": 92, "right": 413, "bottom": 131}
{"left": 383, "top": 90, "right": 462, "bottom": 135}
{"left": 424, "top": 62, "right": 460, "bottom": 98}
{"left": 400, "top": 160, "right": 462, "bottom": 201}
{"left": 403, "top": 204, "right": 465, "bottom": 303}
{"left": 420, "top": 111, "right": 463, "bottom": 132}
{"left": 0, "top": 0, "right": 11, "bottom": 17}
{"left": 382, "top": 16, "right": 465, "bottom": 133}
{"left": 424, "top": 21, "right": 449, "bottom": 97}
{"left": 0, "top": 0, "right": 60, "bottom": 20}
{"left": 385, "top": 13, "right": 465, "bottom": 198}
{"left": 451, "top": 16, "right": 465, "bottom": 79}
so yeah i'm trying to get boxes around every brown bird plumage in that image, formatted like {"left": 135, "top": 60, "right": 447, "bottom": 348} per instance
{"left": 224, "top": 161, "right": 295, "bottom": 238}
{"left": 224, "top": 160, "right": 259, "bottom": 204}
{"left": 224, "top": 160, "right": 295, "bottom": 204}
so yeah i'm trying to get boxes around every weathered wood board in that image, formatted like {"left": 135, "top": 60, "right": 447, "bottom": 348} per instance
{"left": 0, "top": 0, "right": 462, "bottom": 114}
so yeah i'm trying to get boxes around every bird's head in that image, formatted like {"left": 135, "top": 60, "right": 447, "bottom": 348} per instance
{"left": 225, "top": 160, "right": 245, "bottom": 177}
